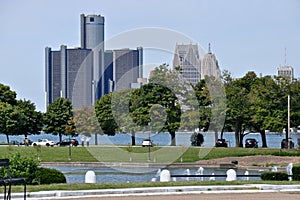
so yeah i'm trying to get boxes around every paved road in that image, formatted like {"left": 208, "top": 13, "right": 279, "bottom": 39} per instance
{"left": 56, "top": 192, "right": 300, "bottom": 200}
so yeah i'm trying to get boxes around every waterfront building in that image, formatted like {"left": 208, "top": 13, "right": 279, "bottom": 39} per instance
{"left": 201, "top": 43, "right": 221, "bottom": 79}
{"left": 173, "top": 43, "right": 201, "bottom": 85}
{"left": 277, "top": 66, "right": 294, "bottom": 80}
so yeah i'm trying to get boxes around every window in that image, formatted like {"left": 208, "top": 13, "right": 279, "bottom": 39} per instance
{"left": 90, "top": 17, "right": 94, "bottom": 22}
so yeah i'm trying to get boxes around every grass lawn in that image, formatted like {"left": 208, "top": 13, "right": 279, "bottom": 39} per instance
{"left": 0, "top": 145, "right": 299, "bottom": 163}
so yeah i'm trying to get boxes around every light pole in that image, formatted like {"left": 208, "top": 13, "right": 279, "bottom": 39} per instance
{"left": 148, "top": 123, "right": 151, "bottom": 162}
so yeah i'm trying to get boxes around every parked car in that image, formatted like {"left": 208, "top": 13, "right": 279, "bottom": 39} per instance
{"left": 142, "top": 139, "right": 153, "bottom": 147}
{"left": 245, "top": 138, "right": 258, "bottom": 148}
{"left": 215, "top": 139, "right": 228, "bottom": 147}
{"left": 281, "top": 139, "right": 294, "bottom": 149}
{"left": 32, "top": 139, "right": 55, "bottom": 147}
{"left": 56, "top": 138, "right": 79, "bottom": 146}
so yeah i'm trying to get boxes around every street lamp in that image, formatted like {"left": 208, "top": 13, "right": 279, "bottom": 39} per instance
{"left": 148, "top": 123, "right": 151, "bottom": 162}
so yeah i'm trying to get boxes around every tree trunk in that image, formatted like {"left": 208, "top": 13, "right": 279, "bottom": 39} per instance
{"left": 260, "top": 130, "right": 267, "bottom": 147}
{"left": 131, "top": 130, "right": 136, "bottom": 146}
{"left": 170, "top": 131, "right": 176, "bottom": 146}
{"left": 239, "top": 131, "right": 244, "bottom": 147}
{"left": 234, "top": 121, "right": 240, "bottom": 147}
{"left": 59, "top": 133, "right": 62, "bottom": 143}
{"left": 6, "top": 134, "right": 9, "bottom": 144}
{"left": 94, "top": 133, "right": 98, "bottom": 145}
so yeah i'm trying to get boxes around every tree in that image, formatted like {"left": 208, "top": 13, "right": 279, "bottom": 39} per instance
{"left": 15, "top": 99, "right": 43, "bottom": 139}
{"left": 94, "top": 93, "right": 119, "bottom": 136}
{"left": 0, "top": 83, "right": 17, "bottom": 105}
{"left": 0, "top": 102, "right": 23, "bottom": 143}
{"left": 130, "top": 83, "right": 181, "bottom": 146}
{"left": 73, "top": 106, "right": 102, "bottom": 145}
{"left": 43, "top": 98, "right": 75, "bottom": 142}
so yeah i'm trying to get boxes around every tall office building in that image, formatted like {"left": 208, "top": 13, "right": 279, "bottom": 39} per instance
{"left": 80, "top": 14, "right": 105, "bottom": 102}
{"left": 277, "top": 66, "right": 294, "bottom": 80}
{"left": 45, "top": 45, "right": 93, "bottom": 108}
{"left": 110, "top": 47, "right": 143, "bottom": 91}
{"left": 201, "top": 44, "right": 221, "bottom": 79}
{"left": 173, "top": 43, "right": 201, "bottom": 85}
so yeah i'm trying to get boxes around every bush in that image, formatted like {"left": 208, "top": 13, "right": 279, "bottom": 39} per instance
{"left": 260, "top": 172, "right": 289, "bottom": 181}
{"left": 6, "top": 152, "right": 39, "bottom": 184}
{"left": 190, "top": 132, "right": 204, "bottom": 146}
{"left": 292, "top": 165, "right": 300, "bottom": 181}
{"left": 35, "top": 167, "right": 66, "bottom": 184}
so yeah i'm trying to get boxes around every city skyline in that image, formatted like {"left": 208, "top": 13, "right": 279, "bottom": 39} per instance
{"left": 0, "top": 0, "right": 299, "bottom": 111}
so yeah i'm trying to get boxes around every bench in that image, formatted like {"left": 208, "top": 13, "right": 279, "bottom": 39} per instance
{"left": 0, "top": 158, "right": 26, "bottom": 200}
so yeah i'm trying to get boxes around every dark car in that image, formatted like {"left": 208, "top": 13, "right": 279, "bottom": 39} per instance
{"left": 245, "top": 138, "right": 258, "bottom": 148}
{"left": 281, "top": 139, "right": 294, "bottom": 149}
{"left": 215, "top": 139, "right": 228, "bottom": 147}
{"left": 57, "top": 138, "right": 79, "bottom": 146}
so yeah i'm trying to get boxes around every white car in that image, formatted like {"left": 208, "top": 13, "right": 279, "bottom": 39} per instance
{"left": 142, "top": 139, "right": 153, "bottom": 147}
{"left": 32, "top": 139, "right": 55, "bottom": 147}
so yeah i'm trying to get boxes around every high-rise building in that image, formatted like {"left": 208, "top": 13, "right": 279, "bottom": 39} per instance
{"left": 201, "top": 43, "right": 221, "bottom": 79}
{"left": 277, "top": 66, "right": 294, "bottom": 80}
{"left": 45, "top": 14, "right": 144, "bottom": 109}
{"left": 173, "top": 43, "right": 201, "bottom": 85}
{"left": 104, "top": 47, "right": 143, "bottom": 92}
{"left": 80, "top": 14, "right": 105, "bottom": 103}
{"left": 45, "top": 45, "right": 93, "bottom": 108}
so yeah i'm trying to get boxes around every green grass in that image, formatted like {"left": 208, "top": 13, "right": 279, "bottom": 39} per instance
{"left": 4, "top": 180, "right": 300, "bottom": 193}
{"left": 0, "top": 146, "right": 299, "bottom": 163}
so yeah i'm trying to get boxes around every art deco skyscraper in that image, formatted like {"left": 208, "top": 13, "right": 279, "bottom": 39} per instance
{"left": 201, "top": 44, "right": 221, "bottom": 79}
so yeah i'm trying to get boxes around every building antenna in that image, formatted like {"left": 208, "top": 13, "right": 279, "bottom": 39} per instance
{"left": 208, "top": 43, "right": 211, "bottom": 54}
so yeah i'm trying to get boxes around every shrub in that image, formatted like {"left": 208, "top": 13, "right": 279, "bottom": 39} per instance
{"left": 6, "top": 152, "right": 39, "bottom": 184}
{"left": 292, "top": 165, "right": 300, "bottom": 181}
{"left": 35, "top": 167, "right": 66, "bottom": 184}
{"left": 190, "top": 132, "right": 204, "bottom": 146}
{"left": 260, "top": 172, "right": 288, "bottom": 181}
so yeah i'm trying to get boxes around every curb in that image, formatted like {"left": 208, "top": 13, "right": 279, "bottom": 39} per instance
{"left": 11, "top": 184, "right": 300, "bottom": 200}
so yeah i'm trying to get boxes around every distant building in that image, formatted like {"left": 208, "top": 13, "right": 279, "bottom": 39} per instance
{"left": 45, "top": 45, "right": 93, "bottom": 108}
{"left": 277, "top": 66, "right": 294, "bottom": 80}
{"left": 104, "top": 47, "right": 143, "bottom": 92}
{"left": 173, "top": 43, "right": 201, "bottom": 85}
{"left": 45, "top": 14, "right": 144, "bottom": 109}
{"left": 201, "top": 43, "right": 221, "bottom": 79}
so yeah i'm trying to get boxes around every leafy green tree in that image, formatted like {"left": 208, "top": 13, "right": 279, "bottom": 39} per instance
{"left": 94, "top": 93, "right": 118, "bottom": 136}
{"left": 0, "top": 102, "right": 23, "bottom": 143}
{"left": 111, "top": 88, "right": 139, "bottom": 145}
{"left": 224, "top": 72, "right": 256, "bottom": 147}
{"left": 15, "top": 99, "right": 43, "bottom": 139}
{"left": 43, "top": 97, "right": 75, "bottom": 142}
{"left": 0, "top": 83, "right": 17, "bottom": 105}
{"left": 130, "top": 83, "right": 181, "bottom": 146}
{"left": 73, "top": 106, "right": 102, "bottom": 145}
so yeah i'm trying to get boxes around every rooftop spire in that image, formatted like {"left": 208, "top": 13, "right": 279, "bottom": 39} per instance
{"left": 208, "top": 43, "right": 211, "bottom": 54}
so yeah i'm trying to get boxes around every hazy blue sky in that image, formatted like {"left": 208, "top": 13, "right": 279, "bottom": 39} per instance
{"left": 0, "top": 0, "right": 299, "bottom": 111}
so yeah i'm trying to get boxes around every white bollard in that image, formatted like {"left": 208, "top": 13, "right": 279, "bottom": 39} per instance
{"left": 287, "top": 163, "right": 293, "bottom": 181}
{"left": 226, "top": 169, "right": 237, "bottom": 181}
{"left": 160, "top": 169, "right": 171, "bottom": 182}
{"left": 85, "top": 170, "right": 96, "bottom": 183}
{"left": 244, "top": 171, "right": 249, "bottom": 181}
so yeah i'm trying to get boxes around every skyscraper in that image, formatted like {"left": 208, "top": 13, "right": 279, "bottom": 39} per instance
{"left": 277, "top": 66, "right": 294, "bottom": 80}
{"left": 80, "top": 14, "right": 105, "bottom": 103}
{"left": 45, "top": 45, "right": 93, "bottom": 108}
{"left": 201, "top": 44, "right": 221, "bottom": 79}
{"left": 173, "top": 43, "right": 201, "bottom": 85}
{"left": 105, "top": 47, "right": 143, "bottom": 92}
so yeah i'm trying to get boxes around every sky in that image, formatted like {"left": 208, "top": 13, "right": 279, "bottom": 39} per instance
{"left": 0, "top": 0, "right": 299, "bottom": 111}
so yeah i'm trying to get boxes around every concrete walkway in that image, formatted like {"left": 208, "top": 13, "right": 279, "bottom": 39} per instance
{"left": 10, "top": 184, "right": 300, "bottom": 200}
